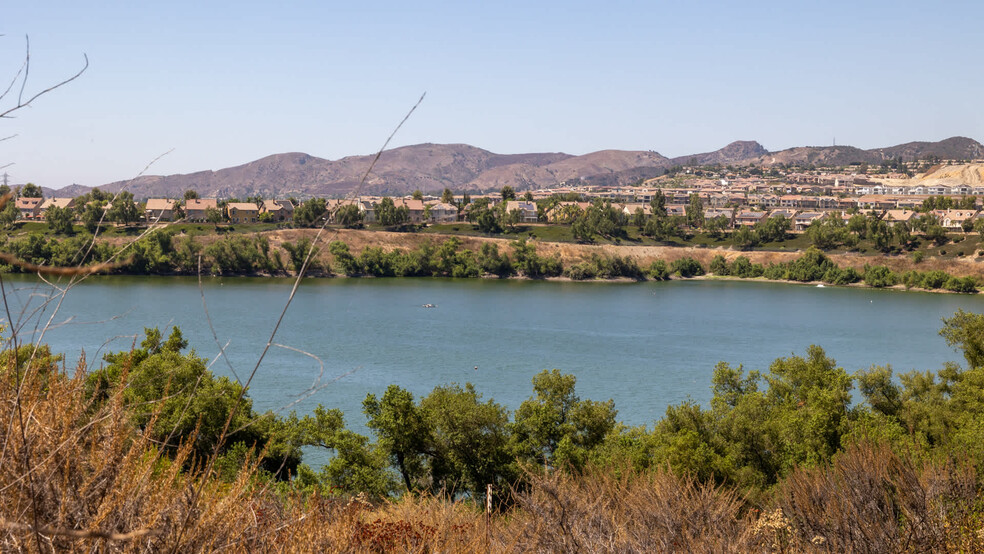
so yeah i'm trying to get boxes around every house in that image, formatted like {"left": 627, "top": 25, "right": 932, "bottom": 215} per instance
{"left": 882, "top": 209, "right": 918, "bottom": 227}
{"left": 358, "top": 199, "right": 376, "bottom": 223}
{"left": 940, "top": 209, "right": 979, "bottom": 231}
{"left": 768, "top": 209, "right": 797, "bottom": 221}
{"left": 15, "top": 197, "right": 42, "bottom": 220}
{"left": 504, "top": 201, "right": 539, "bottom": 223}
{"left": 144, "top": 198, "right": 176, "bottom": 223}
{"left": 185, "top": 198, "right": 219, "bottom": 222}
{"left": 425, "top": 201, "right": 459, "bottom": 223}
{"left": 857, "top": 195, "right": 898, "bottom": 210}
{"left": 227, "top": 202, "right": 260, "bottom": 224}
{"left": 619, "top": 203, "right": 653, "bottom": 221}
{"left": 703, "top": 208, "right": 734, "bottom": 227}
{"left": 734, "top": 210, "right": 768, "bottom": 227}
{"left": 38, "top": 197, "right": 75, "bottom": 217}
{"left": 394, "top": 198, "right": 427, "bottom": 223}
{"left": 793, "top": 212, "right": 824, "bottom": 231}
{"left": 547, "top": 201, "right": 590, "bottom": 223}
{"left": 261, "top": 199, "right": 295, "bottom": 222}
{"left": 666, "top": 205, "right": 687, "bottom": 217}
{"left": 758, "top": 194, "right": 780, "bottom": 207}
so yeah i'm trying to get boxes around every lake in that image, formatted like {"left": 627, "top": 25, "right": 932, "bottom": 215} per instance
{"left": 2, "top": 274, "right": 983, "bottom": 434}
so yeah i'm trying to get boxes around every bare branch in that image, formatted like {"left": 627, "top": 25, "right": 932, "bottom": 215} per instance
{"left": 1, "top": 518, "right": 160, "bottom": 541}
{"left": 0, "top": 35, "right": 88, "bottom": 119}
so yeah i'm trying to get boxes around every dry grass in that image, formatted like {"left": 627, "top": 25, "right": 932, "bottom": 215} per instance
{"left": 776, "top": 441, "right": 984, "bottom": 553}
{"left": 504, "top": 465, "right": 757, "bottom": 552}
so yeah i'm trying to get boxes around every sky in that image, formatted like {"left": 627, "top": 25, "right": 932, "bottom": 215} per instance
{"left": 2, "top": 0, "right": 982, "bottom": 189}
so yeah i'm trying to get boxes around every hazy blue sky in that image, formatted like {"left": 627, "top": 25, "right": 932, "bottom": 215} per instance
{"left": 3, "top": 1, "right": 982, "bottom": 189}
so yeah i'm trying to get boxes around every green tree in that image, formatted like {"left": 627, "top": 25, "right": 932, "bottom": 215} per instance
{"left": 0, "top": 198, "right": 18, "bottom": 228}
{"left": 45, "top": 205, "right": 74, "bottom": 235}
{"left": 686, "top": 193, "right": 704, "bottom": 229}
{"left": 205, "top": 206, "right": 224, "bottom": 228}
{"left": 293, "top": 198, "right": 327, "bottom": 228}
{"left": 81, "top": 202, "right": 107, "bottom": 233}
{"left": 90, "top": 327, "right": 302, "bottom": 478}
{"left": 705, "top": 215, "right": 729, "bottom": 239}
{"left": 418, "top": 383, "right": 513, "bottom": 499}
{"left": 334, "top": 203, "right": 363, "bottom": 228}
{"left": 925, "top": 224, "right": 947, "bottom": 245}
{"left": 363, "top": 385, "right": 431, "bottom": 492}
{"left": 108, "top": 191, "right": 140, "bottom": 226}
{"left": 282, "top": 237, "right": 319, "bottom": 273}
{"left": 183, "top": 189, "right": 199, "bottom": 201}
{"left": 940, "top": 309, "right": 984, "bottom": 369}
{"left": 653, "top": 346, "right": 852, "bottom": 489}
{"left": 412, "top": 189, "right": 423, "bottom": 201}
{"left": 501, "top": 185, "right": 516, "bottom": 201}
{"left": 756, "top": 215, "right": 790, "bottom": 243}
{"left": 510, "top": 370, "right": 616, "bottom": 471}
{"left": 19, "top": 183, "right": 42, "bottom": 198}
{"left": 440, "top": 187, "right": 454, "bottom": 204}
{"left": 296, "top": 405, "right": 398, "bottom": 497}
{"left": 732, "top": 225, "right": 758, "bottom": 249}
{"left": 650, "top": 189, "right": 667, "bottom": 218}
{"left": 375, "top": 197, "right": 409, "bottom": 227}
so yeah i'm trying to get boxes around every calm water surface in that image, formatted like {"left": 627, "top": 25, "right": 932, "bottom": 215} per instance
{"left": 3, "top": 275, "right": 983, "bottom": 433}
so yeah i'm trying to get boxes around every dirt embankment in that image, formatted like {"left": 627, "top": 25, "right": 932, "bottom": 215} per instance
{"left": 261, "top": 229, "right": 984, "bottom": 280}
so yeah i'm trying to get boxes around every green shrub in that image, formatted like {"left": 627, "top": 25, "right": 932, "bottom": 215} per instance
{"left": 944, "top": 276, "right": 977, "bottom": 293}
{"left": 709, "top": 255, "right": 729, "bottom": 275}
{"left": 647, "top": 260, "right": 670, "bottom": 280}
{"left": 671, "top": 257, "right": 705, "bottom": 278}
{"left": 566, "top": 263, "right": 596, "bottom": 280}
{"left": 863, "top": 265, "right": 898, "bottom": 288}
{"left": 729, "top": 256, "right": 764, "bottom": 278}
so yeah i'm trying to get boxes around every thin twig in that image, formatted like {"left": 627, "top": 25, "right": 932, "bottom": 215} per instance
{"left": 1, "top": 519, "right": 160, "bottom": 541}
{"left": 169, "top": 92, "right": 425, "bottom": 553}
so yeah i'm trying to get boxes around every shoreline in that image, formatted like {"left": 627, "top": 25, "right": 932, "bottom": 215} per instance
{"left": 16, "top": 267, "right": 972, "bottom": 296}
{"left": 3, "top": 227, "right": 980, "bottom": 295}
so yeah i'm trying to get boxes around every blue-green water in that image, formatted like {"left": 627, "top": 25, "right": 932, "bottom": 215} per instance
{"left": 3, "top": 275, "right": 983, "bottom": 433}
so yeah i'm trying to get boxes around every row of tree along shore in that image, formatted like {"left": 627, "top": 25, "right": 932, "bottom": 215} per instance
{"left": 0, "top": 226, "right": 979, "bottom": 293}
{"left": 8, "top": 311, "right": 984, "bottom": 550}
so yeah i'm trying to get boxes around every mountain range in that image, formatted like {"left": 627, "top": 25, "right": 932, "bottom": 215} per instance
{"left": 44, "top": 136, "right": 984, "bottom": 200}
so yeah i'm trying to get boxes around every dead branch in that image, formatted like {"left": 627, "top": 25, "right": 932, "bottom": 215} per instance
{"left": 1, "top": 519, "right": 160, "bottom": 541}
{"left": 0, "top": 35, "right": 88, "bottom": 119}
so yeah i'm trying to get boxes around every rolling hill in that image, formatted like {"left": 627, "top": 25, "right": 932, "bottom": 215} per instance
{"left": 42, "top": 136, "right": 983, "bottom": 200}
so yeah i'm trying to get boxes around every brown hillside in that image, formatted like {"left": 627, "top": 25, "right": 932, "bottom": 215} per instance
{"left": 74, "top": 137, "right": 981, "bottom": 200}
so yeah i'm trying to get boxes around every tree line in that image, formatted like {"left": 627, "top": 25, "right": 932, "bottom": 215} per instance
{"left": 1, "top": 229, "right": 979, "bottom": 293}
{"left": 63, "top": 308, "right": 984, "bottom": 504}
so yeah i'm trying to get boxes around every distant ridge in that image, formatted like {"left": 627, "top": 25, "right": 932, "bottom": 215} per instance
{"left": 670, "top": 141, "right": 769, "bottom": 166}
{"left": 44, "top": 136, "right": 982, "bottom": 200}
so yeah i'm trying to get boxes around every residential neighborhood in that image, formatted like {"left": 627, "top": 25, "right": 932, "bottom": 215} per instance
{"left": 6, "top": 159, "right": 984, "bottom": 239}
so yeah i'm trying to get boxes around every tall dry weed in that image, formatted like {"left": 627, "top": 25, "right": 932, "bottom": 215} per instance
{"left": 506, "top": 465, "right": 756, "bottom": 552}
{"left": 776, "top": 441, "right": 983, "bottom": 553}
